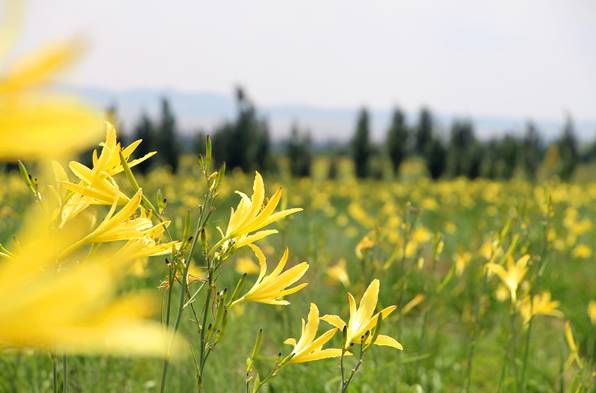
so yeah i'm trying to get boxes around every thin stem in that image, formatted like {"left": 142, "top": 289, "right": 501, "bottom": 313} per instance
{"left": 52, "top": 355, "right": 57, "bottom": 393}
{"left": 197, "top": 272, "right": 214, "bottom": 391}
{"left": 62, "top": 355, "right": 67, "bottom": 393}
{"left": 341, "top": 345, "right": 365, "bottom": 393}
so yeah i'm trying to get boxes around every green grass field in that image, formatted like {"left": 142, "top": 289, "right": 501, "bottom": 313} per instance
{"left": 1, "top": 159, "right": 595, "bottom": 393}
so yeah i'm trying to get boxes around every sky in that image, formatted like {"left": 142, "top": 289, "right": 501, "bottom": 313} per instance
{"left": 14, "top": 0, "right": 596, "bottom": 121}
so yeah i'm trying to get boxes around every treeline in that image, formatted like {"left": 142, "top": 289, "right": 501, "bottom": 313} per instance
{"left": 18, "top": 87, "right": 592, "bottom": 181}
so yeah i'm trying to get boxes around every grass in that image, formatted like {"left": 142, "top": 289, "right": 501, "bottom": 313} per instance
{"left": 0, "top": 160, "right": 594, "bottom": 392}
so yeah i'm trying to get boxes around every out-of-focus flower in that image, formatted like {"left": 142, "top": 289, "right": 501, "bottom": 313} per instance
{"left": 486, "top": 255, "right": 529, "bottom": 302}
{"left": 455, "top": 251, "right": 472, "bottom": 276}
{"left": 0, "top": 34, "right": 103, "bottom": 160}
{"left": 231, "top": 245, "right": 308, "bottom": 306}
{"left": 235, "top": 256, "right": 260, "bottom": 275}
{"left": 401, "top": 294, "right": 425, "bottom": 316}
{"left": 283, "top": 303, "right": 342, "bottom": 364}
{"left": 355, "top": 234, "right": 375, "bottom": 259}
{"left": 517, "top": 291, "right": 563, "bottom": 325}
{"left": 572, "top": 244, "right": 592, "bottom": 259}
{"left": 564, "top": 321, "right": 583, "bottom": 369}
{"left": 0, "top": 212, "right": 185, "bottom": 357}
{"left": 321, "top": 279, "right": 402, "bottom": 350}
{"left": 588, "top": 301, "right": 596, "bottom": 325}
{"left": 326, "top": 258, "right": 350, "bottom": 286}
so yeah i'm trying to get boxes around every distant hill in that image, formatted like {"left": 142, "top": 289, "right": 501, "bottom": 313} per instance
{"left": 65, "top": 86, "right": 596, "bottom": 143}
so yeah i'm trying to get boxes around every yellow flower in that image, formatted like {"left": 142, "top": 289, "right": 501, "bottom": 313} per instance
{"left": 223, "top": 172, "right": 302, "bottom": 249}
{"left": 564, "top": 321, "right": 583, "bottom": 369}
{"left": 517, "top": 291, "right": 563, "bottom": 325}
{"left": 283, "top": 303, "right": 342, "bottom": 363}
{"left": 588, "top": 301, "right": 596, "bottom": 325}
{"left": 0, "top": 212, "right": 185, "bottom": 356}
{"left": 62, "top": 124, "right": 154, "bottom": 207}
{"left": 455, "top": 251, "right": 472, "bottom": 276}
{"left": 327, "top": 258, "right": 350, "bottom": 286}
{"left": 486, "top": 255, "right": 530, "bottom": 302}
{"left": 0, "top": 34, "right": 103, "bottom": 159}
{"left": 401, "top": 294, "right": 425, "bottom": 316}
{"left": 235, "top": 256, "right": 260, "bottom": 275}
{"left": 355, "top": 234, "right": 375, "bottom": 259}
{"left": 321, "top": 279, "right": 402, "bottom": 350}
{"left": 572, "top": 244, "right": 592, "bottom": 259}
{"left": 231, "top": 245, "right": 309, "bottom": 306}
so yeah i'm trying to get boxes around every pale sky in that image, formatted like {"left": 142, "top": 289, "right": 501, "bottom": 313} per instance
{"left": 17, "top": 0, "right": 596, "bottom": 120}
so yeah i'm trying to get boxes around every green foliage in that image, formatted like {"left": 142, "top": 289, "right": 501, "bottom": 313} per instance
{"left": 387, "top": 106, "right": 409, "bottom": 175}
{"left": 286, "top": 124, "right": 312, "bottom": 178}
{"left": 155, "top": 98, "right": 181, "bottom": 173}
{"left": 425, "top": 136, "right": 447, "bottom": 179}
{"left": 131, "top": 112, "right": 157, "bottom": 174}
{"left": 213, "top": 87, "right": 272, "bottom": 173}
{"left": 415, "top": 107, "right": 434, "bottom": 155}
{"left": 557, "top": 115, "right": 579, "bottom": 181}
{"left": 351, "top": 107, "right": 372, "bottom": 178}
{"left": 521, "top": 121, "right": 543, "bottom": 180}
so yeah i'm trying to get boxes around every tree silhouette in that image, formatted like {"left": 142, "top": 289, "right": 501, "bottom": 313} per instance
{"left": 386, "top": 107, "right": 408, "bottom": 176}
{"left": 351, "top": 108, "right": 371, "bottom": 178}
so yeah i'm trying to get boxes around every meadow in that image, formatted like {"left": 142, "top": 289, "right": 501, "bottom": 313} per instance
{"left": 1, "top": 148, "right": 594, "bottom": 392}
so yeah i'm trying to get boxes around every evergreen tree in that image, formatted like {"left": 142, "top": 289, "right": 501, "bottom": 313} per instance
{"left": 415, "top": 107, "right": 433, "bottom": 155}
{"left": 287, "top": 123, "right": 312, "bottom": 177}
{"left": 447, "top": 119, "right": 476, "bottom": 178}
{"left": 213, "top": 87, "right": 271, "bottom": 172}
{"left": 521, "top": 121, "right": 542, "bottom": 180}
{"left": 496, "top": 134, "right": 519, "bottom": 179}
{"left": 351, "top": 108, "right": 371, "bottom": 178}
{"left": 557, "top": 115, "right": 578, "bottom": 181}
{"left": 155, "top": 97, "right": 180, "bottom": 173}
{"left": 131, "top": 112, "right": 156, "bottom": 174}
{"left": 192, "top": 129, "right": 207, "bottom": 156}
{"left": 425, "top": 136, "right": 447, "bottom": 180}
{"left": 386, "top": 107, "right": 408, "bottom": 175}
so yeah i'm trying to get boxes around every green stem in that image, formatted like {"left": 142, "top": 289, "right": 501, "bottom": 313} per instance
{"left": 52, "top": 355, "right": 57, "bottom": 393}
{"left": 62, "top": 355, "right": 67, "bottom": 393}
{"left": 197, "top": 271, "right": 214, "bottom": 391}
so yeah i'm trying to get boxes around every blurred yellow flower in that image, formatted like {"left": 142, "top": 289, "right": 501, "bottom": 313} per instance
{"left": 0, "top": 36, "right": 103, "bottom": 159}
{"left": 486, "top": 255, "right": 529, "bottom": 302}
{"left": 284, "top": 303, "right": 342, "bottom": 363}
{"left": 572, "top": 244, "right": 592, "bottom": 259}
{"left": 564, "top": 321, "right": 583, "bottom": 369}
{"left": 326, "top": 258, "right": 350, "bottom": 286}
{"left": 231, "top": 245, "right": 309, "bottom": 306}
{"left": 321, "top": 279, "right": 402, "bottom": 350}
{"left": 235, "top": 256, "right": 260, "bottom": 275}
{"left": 0, "top": 213, "right": 185, "bottom": 357}
{"left": 517, "top": 291, "right": 563, "bottom": 325}
{"left": 401, "top": 294, "right": 425, "bottom": 316}
{"left": 588, "top": 301, "right": 596, "bottom": 325}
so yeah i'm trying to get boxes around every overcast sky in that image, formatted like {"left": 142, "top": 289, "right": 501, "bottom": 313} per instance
{"left": 16, "top": 0, "right": 596, "bottom": 120}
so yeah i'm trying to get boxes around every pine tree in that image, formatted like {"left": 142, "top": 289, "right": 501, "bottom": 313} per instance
{"left": 557, "top": 115, "right": 578, "bottom": 181}
{"left": 131, "top": 112, "right": 156, "bottom": 174}
{"left": 521, "top": 121, "right": 542, "bottom": 180}
{"left": 155, "top": 97, "right": 180, "bottom": 173}
{"left": 415, "top": 107, "right": 433, "bottom": 155}
{"left": 425, "top": 136, "right": 447, "bottom": 180}
{"left": 287, "top": 123, "right": 312, "bottom": 177}
{"left": 351, "top": 108, "right": 371, "bottom": 178}
{"left": 386, "top": 107, "right": 408, "bottom": 176}
{"left": 447, "top": 119, "right": 476, "bottom": 178}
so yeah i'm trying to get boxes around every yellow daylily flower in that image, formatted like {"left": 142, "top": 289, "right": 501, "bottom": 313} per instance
{"left": 564, "top": 321, "right": 583, "bottom": 369}
{"left": 486, "top": 255, "right": 530, "bottom": 302}
{"left": 0, "top": 17, "right": 103, "bottom": 160}
{"left": 326, "top": 258, "right": 350, "bottom": 286}
{"left": 589, "top": 301, "right": 596, "bottom": 325}
{"left": 321, "top": 279, "right": 402, "bottom": 350}
{"left": 114, "top": 221, "right": 181, "bottom": 262}
{"left": 223, "top": 172, "right": 302, "bottom": 249}
{"left": 62, "top": 124, "right": 152, "bottom": 207}
{"left": 0, "top": 212, "right": 185, "bottom": 357}
{"left": 231, "top": 245, "right": 309, "bottom": 306}
{"left": 60, "top": 190, "right": 144, "bottom": 256}
{"left": 517, "top": 291, "right": 563, "bottom": 325}
{"left": 284, "top": 303, "right": 342, "bottom": 364}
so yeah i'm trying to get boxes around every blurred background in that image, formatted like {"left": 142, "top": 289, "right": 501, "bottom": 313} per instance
{"left": 14, "top": 0, "right": 596, "bottom": 181}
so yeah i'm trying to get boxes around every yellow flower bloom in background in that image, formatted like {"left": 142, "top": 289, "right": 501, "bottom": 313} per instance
{"left": 0, "top": 213, "right": 185, "bottom": 357}
{"left": 355, "top": 234, "right": 375, "bottom": 259}
{"left": 0, "top": 5, "right": 103, "bottom": 160}
{"left": 588, "top": 301, "right": 596, "bottom": 325}
{"left": 327, "top": 258, "right": 350, "bottom": 286}
{"left": 486, "top": 255, "right": 530, "bottom": 302}
{"left": 284, "top": 303, "right": 342, "bottom": 363}
{"left": 231, "top": 245, "right": 309, "bottom": 306}
{"left": 564, "top": 321, "right": 583, "bottom": 369}
{"left": 517, "top": 291, "right": 563, "bottom": 325}
{"left": 223, "top": 172, "right": 302, "bottom": 249}
{"left": 235, "top": 256, "right": 260, "bottom": 275}
{"left": 321, "top": 279, "right": 402, "bottom": 350}
{"left": 572, "top": 244, "right": 592, "bottom": 259}
{"left": 401, "top": 294, "right": 425, "bottom": 316}
{"left": 455, "top": 251, "right": 472, "bottom": 276}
